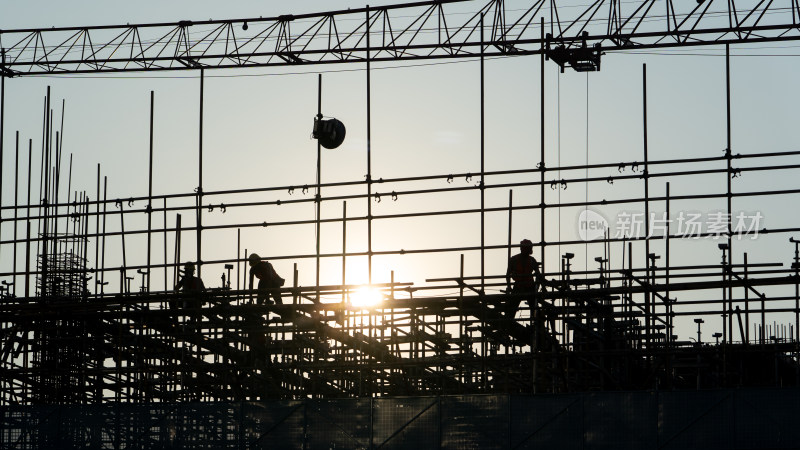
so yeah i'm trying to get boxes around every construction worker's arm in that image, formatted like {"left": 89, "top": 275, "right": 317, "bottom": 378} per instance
{"left": 505, "top": 260, "right": 513, "bottom": 292}
{"left": 533, "top": 264, "right": 550, "bottom": 290}
{"left": 174, "top": 277, "right": 183, "bottom": 292}
{"left": 248, "top": 270, "right": 254, "bottom": 299}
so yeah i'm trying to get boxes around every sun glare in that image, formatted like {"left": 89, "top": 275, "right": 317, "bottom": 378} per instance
{"left": 350, "top": 286, "right": 383, "bottom": 309}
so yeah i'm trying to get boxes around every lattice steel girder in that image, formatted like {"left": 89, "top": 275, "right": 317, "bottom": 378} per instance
{"left": 1, "top": 0, "right": 799, "bottom": 76}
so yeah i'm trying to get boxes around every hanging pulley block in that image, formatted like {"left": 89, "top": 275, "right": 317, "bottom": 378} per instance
{"left": 312, "top": 117, "right": 346, "bottom": 149}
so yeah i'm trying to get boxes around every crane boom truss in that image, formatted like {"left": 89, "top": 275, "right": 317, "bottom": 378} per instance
{"left": 1, "top": 0, "right": 799, "bottom": 76}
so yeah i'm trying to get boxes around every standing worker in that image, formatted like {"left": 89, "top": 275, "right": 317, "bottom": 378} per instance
{"left": 173, "top": 261, "right": 206, "bottom": 323}
{"left": 174, "top": 262, "right": 206, "bottom": 293}
{"left": 505, "top": 239, "right": 547, "bottom": 318}
{"left": 248, "top": 253, "right": 285, "bottom": 305}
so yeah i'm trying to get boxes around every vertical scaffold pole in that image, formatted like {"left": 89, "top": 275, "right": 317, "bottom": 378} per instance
{"left": 725, "top": 44, "right": 734, "bottom": 344}
{"left": 316, "top": 74, "right": 322, "bottom": 301}
{"left": 539, "top": 18, "right": 546, "bottom": 276}
{"left": 119, "top": 203, "right": 127, "bottom": 286}
{"left": 666, "top": 182, "right": 671, "bottom": 348}
{"left": 197, "top": 69, "right": 204, "bottom": 277}
{"left": 342, "top": 201, "right": 347, "bottom": 304}
{"left": 237, "top": 229, "right": 241, "bottom": 292}
{"left": 744, "top": 252, "right": 750, "bottom": 343}
{"left": 13, "top": 132, "right": 19, "bottom": 294}
{"left": 147, "top": 91, "right": 154, "bottom": 291}
{"left": 175, "top": 215, "right": 182, "bottom": 295}
{"left": 26, "top": 139, "right": 32, "bottom": 297}
{"left": 507, "top": 190, "right": 513, "bottom": 262}
{"left": 163, "top": 198, "right": 168, "bottom": 292}
{"left": 366, "top": 6, "right": 374, "bottom": 285}
{"left": 25, "top": 223, "right": 30, "bottom": 298}
{"left": 42, "top": 86, "right": 51, "bottom": 296}
{"left": 95, "top": 165, "right": 100, "bottom": 295}
{"left": 643, "top": 64, "right": 651, "bottom": 351}
{"left": 0, "top": 49, "right": 5, "bottom": 267}
{"left": 480, "top": 13, "right": 485, "bottom": 293}
{"left": 101, "top": 176, "right": 108, "bottom": 295}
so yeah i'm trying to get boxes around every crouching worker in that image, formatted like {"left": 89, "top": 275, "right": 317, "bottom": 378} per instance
{"left": 247, "top": 253, "right": 285, "bottom": 305}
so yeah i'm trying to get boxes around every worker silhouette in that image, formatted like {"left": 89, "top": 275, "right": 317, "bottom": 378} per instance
{"left": 505, "top": 239, "right": 546, "bottom": 318}
{"left": 248, "top": 253, "right": 285, "bottom": 305}
{"left": 173, "top": 261, "right": 205, "bottom": 323}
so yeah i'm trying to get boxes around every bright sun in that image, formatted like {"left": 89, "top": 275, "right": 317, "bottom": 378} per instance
{"left": 350, "top": 286, "right": 383, "bottom": 308}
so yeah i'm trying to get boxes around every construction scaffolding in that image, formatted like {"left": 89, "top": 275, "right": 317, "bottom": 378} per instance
{"left": 2, "top": 88, "right": 799, "bottom": 403}
{"left": 0, "top": 0, "right": 799, "bottom": 432}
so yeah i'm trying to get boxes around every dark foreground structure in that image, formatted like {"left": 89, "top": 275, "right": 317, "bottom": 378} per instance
{"left": 4, "top": 389, "right": 800, "bottom": 449}
{"left": 3, "top": 0, "right": 800, "bottom": 447}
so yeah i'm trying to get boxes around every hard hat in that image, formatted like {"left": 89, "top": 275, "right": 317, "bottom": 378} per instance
{"left": 248, "top": 253, "right": 261, "bottom": 265}
{"left": 520, "top": 239, "right": 533, "bottom": 247}
{"left": 184, "top": 262, "right": 195, "bottom": 271}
